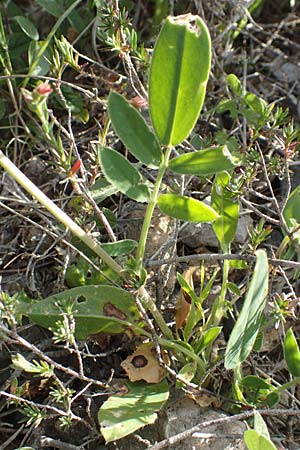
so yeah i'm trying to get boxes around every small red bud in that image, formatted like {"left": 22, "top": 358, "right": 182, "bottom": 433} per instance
{"left": 69, "top": 159, "right": 82, "bottom": 177}
{"left": 36, "top": 83, "right": 53, "bottom": 96}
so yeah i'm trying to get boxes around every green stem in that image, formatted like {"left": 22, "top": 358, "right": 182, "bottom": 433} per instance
{"left": 138, "top": 286, "right": 173, "bottom": 339}
{"left": 0, "top": 151, "right": 126, "bottom": 281}
{"left": 135, "top": 145, "right": 172, "bottom": 274}
{"left": 22, "top": 0, "right": 82, "bottom": 88}
{"left": 274, "top": 376, "right": 300, "bottom": 394}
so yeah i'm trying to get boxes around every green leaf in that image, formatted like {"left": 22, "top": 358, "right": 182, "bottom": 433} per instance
{"left": 60, "top": 85, "right": 89, "bottom": 123}
{"left": 15, "top": 448, "right": 36, "bottom": 450}
{"left": 253, "top": 411, "right": 270, "bottom": 440}
{"left": 244, "top": 92, "right": 266, "bottom": 115}
{"left": 18, "top": 285, "right": 142, "bottom": 339}
{"left": 244, "top": 430, "right": 277, "bottom": 450}
{"left": 108, "top": 91, "right": 162, "bottom": 168}
{"left": 216, "top": 99, "right": 238, "bottom": 118}
{"left": 11, "top": 354, "right": 40, "bottom": 373}
{"left": 14, "top": 16, "right": 39, "bottom": 41}
{"left": 242, "top": 376, "right": 273, "bottom": 390}
{"left": 284, "top": 328, "right": 300, "bottom": 377}
{"left": 101, "top": 239, "right": 137, "bottom": 256}
{"left": 99, "top": 380, "right": 169, "bottom": 443}
{"left": 224, "top": 250, "right": 269, "bottom": 369}
{"left": 211, "top": 171, "right": 239, "bottom": 250}
{"left": 168, "top": 146, "right": 237, "bottom": 176}
{"left": 98, "top": 146, "right": 150, "bottom": 202}
{"left": 36, "top": 0, "right": 65, "bottom": 16}
{"left": 194, "top": 326, "right": 222, "bottom": 354}
{"left": 176, "top": 362, "right": 197, "bottom": 388}
{"left": 28, "top": 41, "right": 51, "bottom": 76}
{"left": 157, "top": 193, "right": 219, "bottom": 222}
{"left": 226, "top": 282, "right": 241, "bottom": 296}
{"left": 283, "top": 184, "right": 300, "bottom": 228}
{"left": 227, "top": 74, "right": 243, "bottom": 97}
{"left": 149, "top": 15, "right": 211, "bottom": 145}
{"left": 90, "top": 178, "right": 118, "bottom": 204}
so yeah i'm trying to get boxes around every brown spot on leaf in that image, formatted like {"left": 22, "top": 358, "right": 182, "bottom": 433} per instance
{"left": 103, "top": 303, "right": 127, "bottom": 320}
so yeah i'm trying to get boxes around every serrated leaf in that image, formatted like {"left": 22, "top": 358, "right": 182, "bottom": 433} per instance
{"left": 149, "top": 15, "right": 211, "bottom": 145}
{"left": 211, "top": 171, "right": 239, "bottom": 251}
{"left": 244, "top": 430, "right": 277, "bottom": 450}
{"left": 108, "top": 91, "right": 162, "bottom": 168}
{"left": 168, "top": 146, "right": 237, "bottom": 176}
{"left": 284, "top": 328, "right": 300, "bottom": 377}
{"left": 99, "top": 380, "right": 169, "bottom": 443}
{"left": 98, "top": 146, "right": 150, "bottom": 202}
{"left": 14, "top": 16, "right": 39, "bottom": 41}
{"left": 18, "top": 285, "right": 141, "bottom": 339}
{"left": 224, "top": 250, "right": 268, "bottom": 369}
{"left": 158, "top": 193, "right": 219, "bottom": 222}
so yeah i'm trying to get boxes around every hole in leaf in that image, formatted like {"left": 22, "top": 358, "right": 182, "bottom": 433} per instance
{"left": 77, "top": 296, "right": 87, "bottom": 303}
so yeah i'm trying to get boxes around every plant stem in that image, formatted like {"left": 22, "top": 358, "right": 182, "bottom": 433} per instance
{"left": 274, "top": 376, "right": 300, "bottom": 394}
{"left": 135, "top": 145, "right": 172, "bottom": 274}
{"left": 138, "top": 286, "right": 173, "bottom": 339}
{"left": 0, "top": 151, "right": 126, "bottom": 281}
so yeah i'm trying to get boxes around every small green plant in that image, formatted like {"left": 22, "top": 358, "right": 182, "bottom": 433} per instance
{"left": 0, "top": 4, "right": 299, "bottom": 448}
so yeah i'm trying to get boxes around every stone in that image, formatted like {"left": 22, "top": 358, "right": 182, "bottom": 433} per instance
{"left": 180, "top": 213, "right": 253, "bottom": 249}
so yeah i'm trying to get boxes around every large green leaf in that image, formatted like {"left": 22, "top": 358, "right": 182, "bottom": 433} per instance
{"left": 98, "top": 146, "right": 150, "bottom": 202}
{"left": 157, "top": 193, "right": 219, "bottom": 222}
{"left": 284, "top": 328, "right": 300, "bottom": 377}
{"left": 149, "top": 15, "right": 211, "bottom": 145}
{"left": 168, "top": 146, "right": 237, "bottom": 176}
{"left": 99, "top": 380, "right": 169, "bottom": 443}
{"left": 18, "top": 285, "right": 141, "bottom": 339}
{"left": 108, "top": 91, "right": 162, "bottom": 168}
{"left": 244, "top": 430, "right": 277, "bottom": 450}
{"left": 211, "top": 171, "right": 239, "bottom": 251}
{"left": 224, "top": 250, "right": 268, "bottom": 369}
